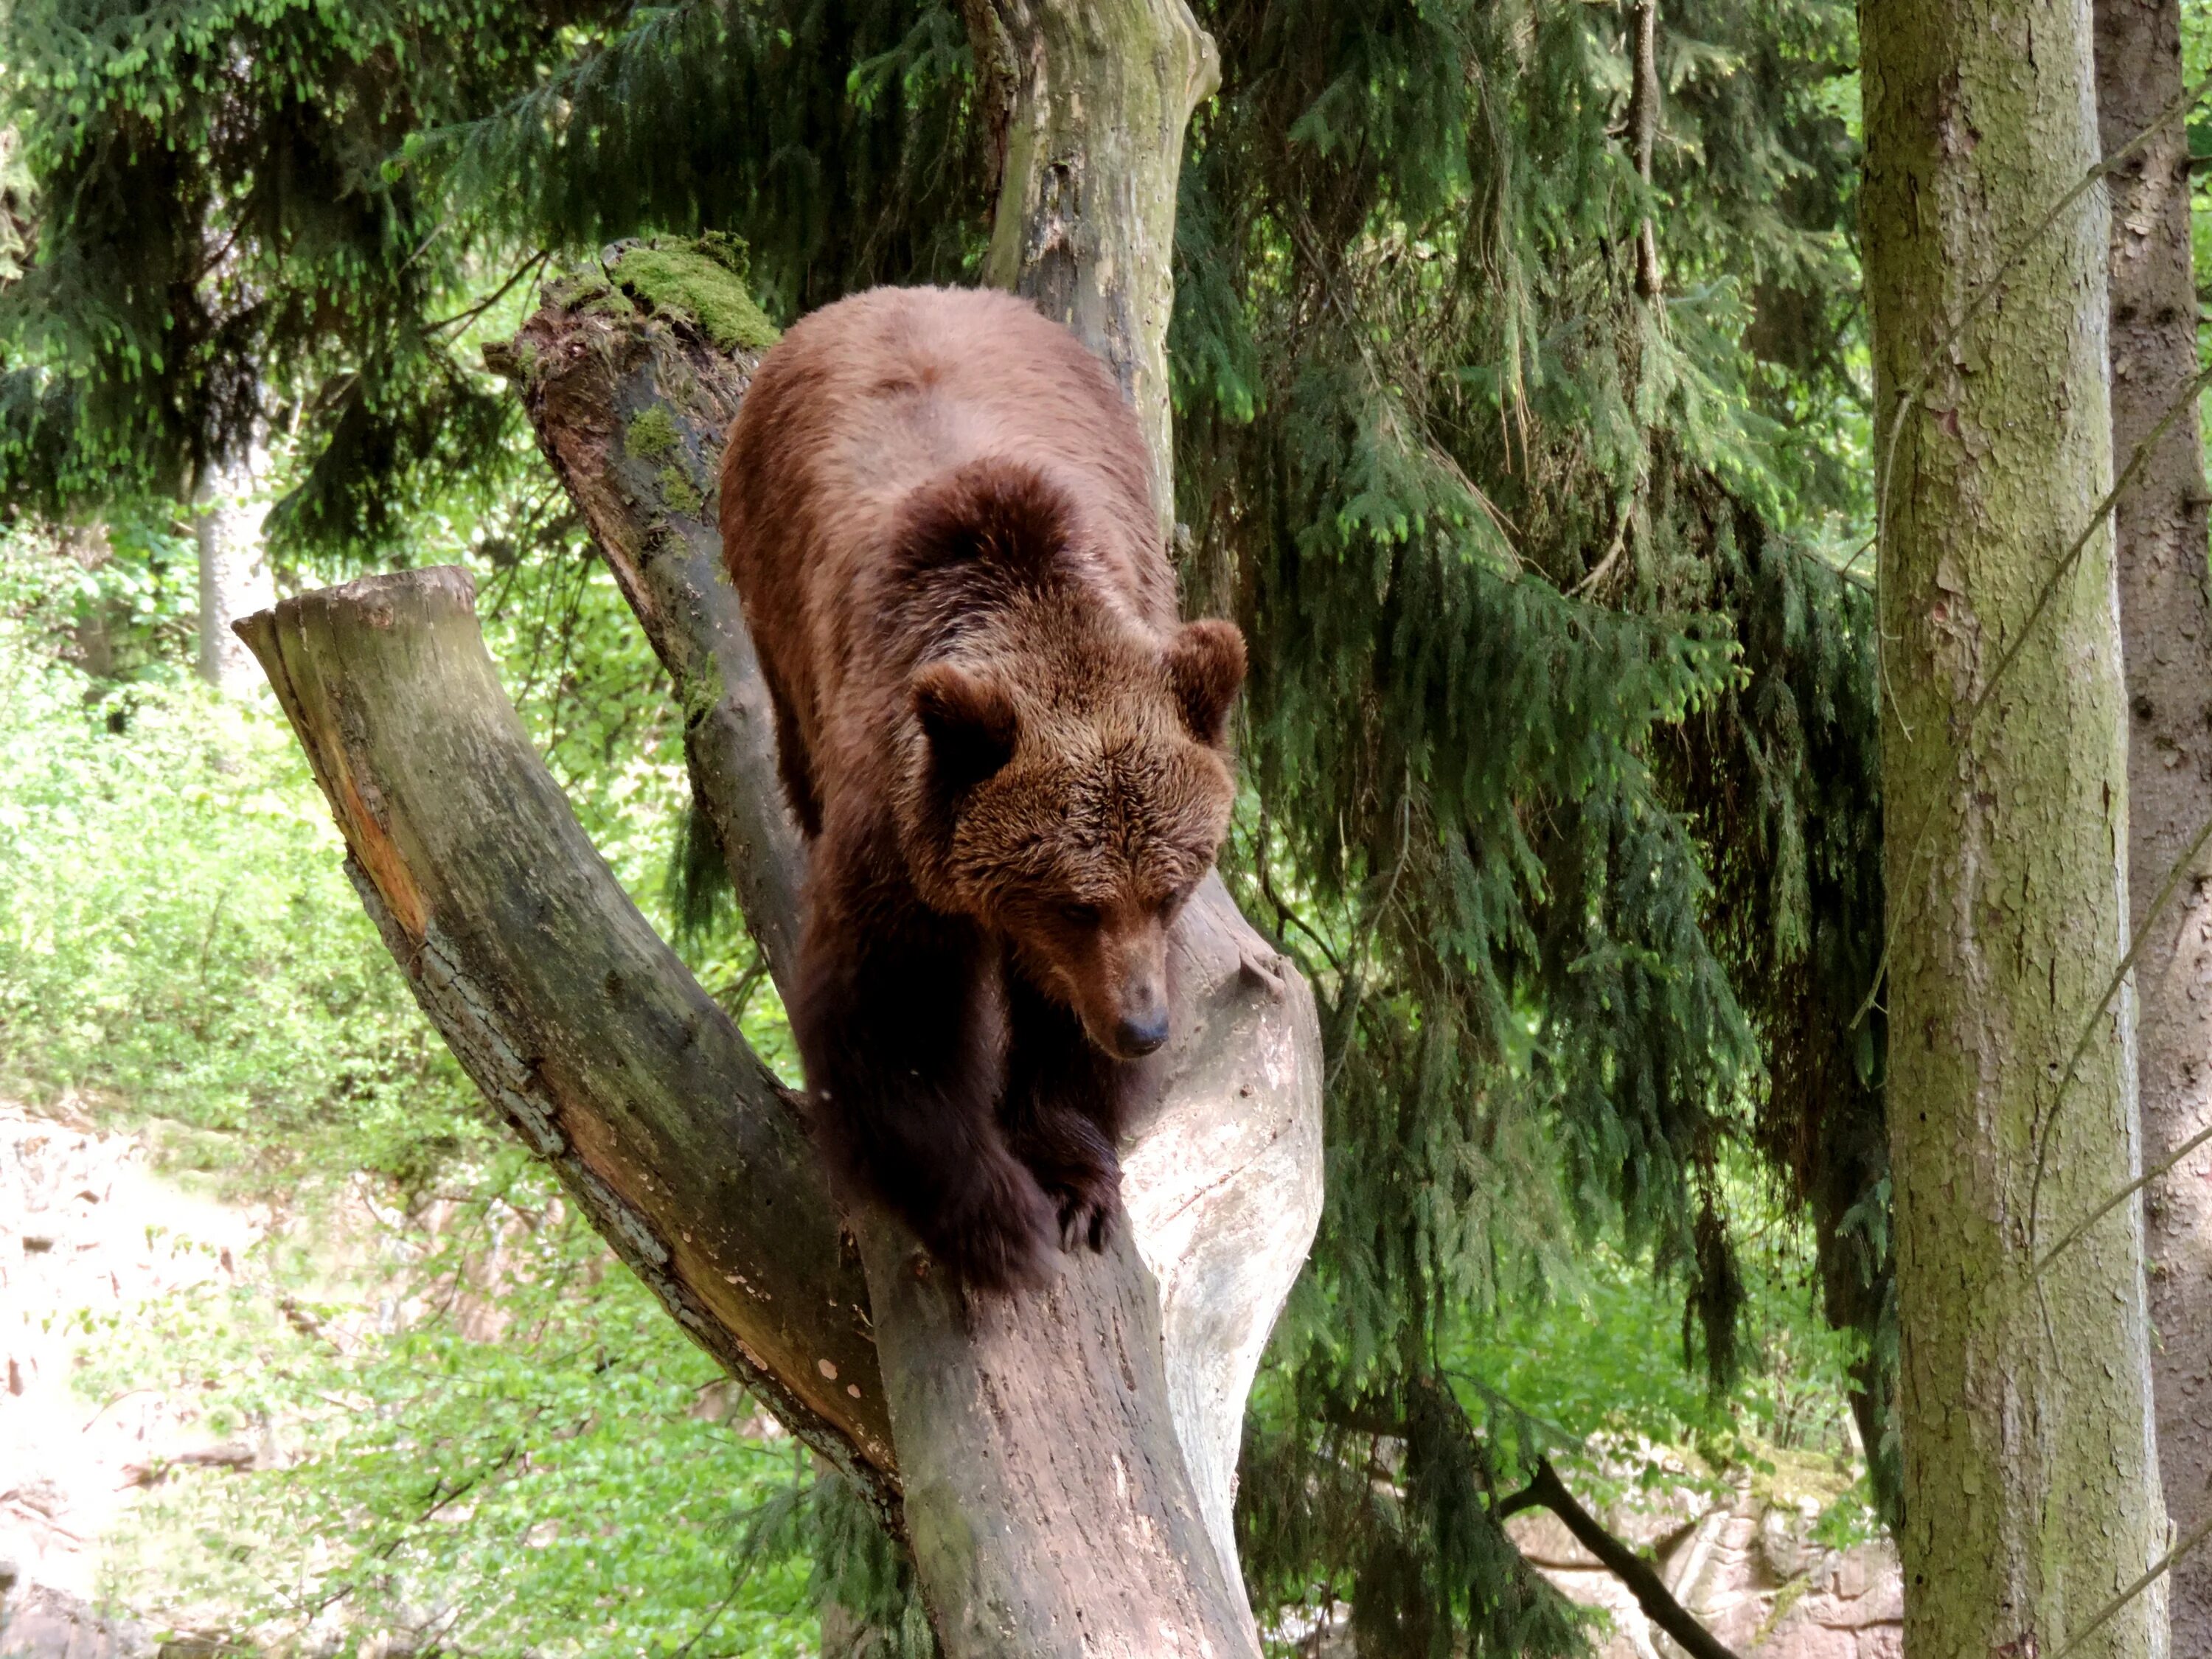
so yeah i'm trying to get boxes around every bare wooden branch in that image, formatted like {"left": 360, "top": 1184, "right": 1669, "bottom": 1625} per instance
{"left": 1498, "top": 1461, "right": 1741, "bottom": 1659}
{"left": 234, "top": 572, "right": 899, "bottom": 1526}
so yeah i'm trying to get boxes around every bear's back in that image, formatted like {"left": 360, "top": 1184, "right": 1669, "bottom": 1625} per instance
{"left": 720, "top": 287, "right": 1174, "bottom": 799}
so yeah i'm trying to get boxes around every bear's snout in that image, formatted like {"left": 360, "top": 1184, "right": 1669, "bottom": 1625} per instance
{"left": 1113, "top": 992, "right": 1170, "bottom": 1058}
{"left": 1054, "top": 921, "right": 1172, "bottom": 1060}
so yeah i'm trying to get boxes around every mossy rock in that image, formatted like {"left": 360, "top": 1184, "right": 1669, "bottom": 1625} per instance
{"left": 609, "top": 238, "right": 780, "bottom": 354}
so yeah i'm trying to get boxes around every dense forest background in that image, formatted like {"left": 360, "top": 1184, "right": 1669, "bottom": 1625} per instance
{"left": 0, "top": 0, "right": 2197, "bottom": 1652}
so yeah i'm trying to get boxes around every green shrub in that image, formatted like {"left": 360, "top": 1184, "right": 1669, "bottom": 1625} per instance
{"left": 0, "top": 540, "right": 493, "bottom": 1183}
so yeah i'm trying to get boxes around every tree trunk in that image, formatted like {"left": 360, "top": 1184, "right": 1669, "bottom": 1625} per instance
{"left": 1863, "top": 0, "right": 2170, "bottom": 1651}
{"left": 965, "top": 0, "right": 1218, "bottom": 536}
{"left": 2096, "top": 0, "right": 2212, "bottom": 1641}
{"left": 195, "top": 438, "right": 274, "bottom": 696}
{"left": 1624, "top": 0, "right": 1662, "bottom": 299}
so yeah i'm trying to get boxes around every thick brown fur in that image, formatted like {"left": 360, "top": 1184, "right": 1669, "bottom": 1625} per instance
{"left": 719, "top": 285, "right": 1246, "bottom": 1291}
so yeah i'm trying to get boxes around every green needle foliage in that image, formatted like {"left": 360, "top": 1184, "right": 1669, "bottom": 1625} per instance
{"left": 1171, "top": 0, "right": 1887, "bottom": 1643}
{"left": 0, "top": 0, "right": 627, "bottom": 546}
{"left": 0, "top": 0, "right": 1888, "bottom": 1649}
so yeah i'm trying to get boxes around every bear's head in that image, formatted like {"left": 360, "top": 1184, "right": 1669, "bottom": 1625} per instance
{"left": 909, "top": 615, "right": 1245, "bottom": 1060}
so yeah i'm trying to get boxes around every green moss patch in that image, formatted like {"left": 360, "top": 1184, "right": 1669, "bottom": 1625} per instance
{"left": 658, "top": 465, "right": 705, "bottom": 518}
{"left": 544, "top": 272, "right": 612, "bottom": 311}
{"left": 611, "top": 240, "right": 780, "bottom": 354}
{"left": 626, "top": 406, "right": 681, "bottom": 462}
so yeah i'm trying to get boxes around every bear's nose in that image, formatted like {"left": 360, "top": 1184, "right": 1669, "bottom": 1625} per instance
{"left": 1116, "top": 1006, "right": 1169, "bottom": 1057}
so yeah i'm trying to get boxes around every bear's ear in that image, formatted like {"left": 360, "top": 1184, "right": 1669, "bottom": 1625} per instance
{"left": 1164, "top": 619, "right": 1247, "bottom": 748}
{"left": 913, "top": 661, "right": 1019, "bottom": 787}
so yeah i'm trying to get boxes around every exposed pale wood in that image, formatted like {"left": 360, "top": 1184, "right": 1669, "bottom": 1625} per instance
{"left": 234, "top": 571, "right": 900, "bottom": 1526}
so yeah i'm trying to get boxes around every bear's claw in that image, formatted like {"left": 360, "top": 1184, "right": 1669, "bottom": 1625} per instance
{"left": 1048, "top": 1169, "right": 1121, "bottom": 1254}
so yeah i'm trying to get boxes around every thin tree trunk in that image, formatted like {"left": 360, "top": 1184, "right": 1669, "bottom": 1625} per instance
{"left": 195, "top": 438, "right": 273, "bottom": 695}
{"left": 2096, "top": 0, "right": 2212, "bottom": 1641}
{"left": 1863, "top": 0, "right": 2169, "bottom": 1651}
{"left": 1624, "top": 0, "right": 1662, "bottom": 300}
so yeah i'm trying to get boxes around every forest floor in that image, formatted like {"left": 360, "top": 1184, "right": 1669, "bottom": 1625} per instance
{"left": 0, "top": 1096, "right": 810, "bottom": 1659}
{"left": 0, "top": 1097, "right": 264, "bottom": 1658}
{"left": 0, "top": 1100, "right": 1902, "bottom": 1659}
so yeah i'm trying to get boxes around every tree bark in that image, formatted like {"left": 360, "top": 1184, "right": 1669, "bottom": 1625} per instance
{"left": 2096, "top": 0, "right": 2212, "bottom": 1641}
{"left": 965, "top": 0, "right": 1218, "bottom": 536}
{"left": 195, "top": 438, "right": 274, "bottom": 696}
{"left": 1863, "top": 0, "right": 2170, "bottom": 1650}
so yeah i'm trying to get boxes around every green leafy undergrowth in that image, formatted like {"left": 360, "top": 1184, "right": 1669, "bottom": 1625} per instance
{"left": 78, "top": 1152, "right": 816, "bottom": 1658}
{"left": 1, "top": 514, "right": 815, "bottom": 1652}
{"left": 0, "top": 541, "right": 491, "bottom": 1186}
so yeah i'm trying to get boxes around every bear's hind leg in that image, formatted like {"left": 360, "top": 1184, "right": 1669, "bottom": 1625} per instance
{"left": 793, "top": 856, "right": 1057, "bottom": 1291}
{"left": 1002, "top": 972, "right": 1127, "bottom": 1253}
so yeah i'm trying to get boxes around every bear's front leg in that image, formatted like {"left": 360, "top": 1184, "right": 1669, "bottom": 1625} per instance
{"left": 1001, "top": 971, "right": 1127, "bottom": 1253}
{"left": 793, "top": 838, "right": 1059, "bottom": 1292}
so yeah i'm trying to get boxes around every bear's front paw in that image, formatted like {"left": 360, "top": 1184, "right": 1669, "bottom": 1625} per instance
{"left": 1048, "top": 1166, "right": 1121, "bottom": 1255}
{"left": 925, "top": 1155, "right": 1059, "bottom": 1293}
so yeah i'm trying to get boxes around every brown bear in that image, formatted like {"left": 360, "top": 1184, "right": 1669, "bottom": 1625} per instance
{"left": 717, "top": 285, "right": 1246, "bottom": 1290}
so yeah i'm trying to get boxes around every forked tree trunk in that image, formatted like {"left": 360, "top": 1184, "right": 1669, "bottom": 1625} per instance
{"left": 1863, "top": 0, "right": 2169, "bottom": 1651}
{"left": 2096, "top": 0, "right": 2212, "bottom": 1639}
{"left": 243, "top": 2, "right": 1324, "bottom": 1651}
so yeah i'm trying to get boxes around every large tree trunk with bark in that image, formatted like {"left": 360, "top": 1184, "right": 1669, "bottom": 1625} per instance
{"left": 1863, "top": 0, "right": 2171, "bottom": 1651}
{"left": 2096, "top": 0, "right": 2212, "bottom": 1641}
{"left": 242, "top": 2, "right": 1324, "bottom": 1652}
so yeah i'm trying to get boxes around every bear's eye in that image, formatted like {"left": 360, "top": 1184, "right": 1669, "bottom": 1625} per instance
{"left": 1155, "top": 890, "right": 1186, "bottom": 921}
{"left": 1057, "top": 901, "right": 1101, "bottom": 928}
